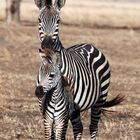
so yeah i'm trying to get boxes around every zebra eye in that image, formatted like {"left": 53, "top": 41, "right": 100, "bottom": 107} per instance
{"left": 49, "top": 73, "right": 55, "bottom": 78}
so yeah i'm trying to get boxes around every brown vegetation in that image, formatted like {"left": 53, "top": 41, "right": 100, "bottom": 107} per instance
{"left": 0, "top": 0, "right": 140, "bottom": 139}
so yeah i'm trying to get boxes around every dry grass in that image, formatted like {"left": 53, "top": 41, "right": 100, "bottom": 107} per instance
{"left": 0, "top": 0, "right": 140, "bottom": 140}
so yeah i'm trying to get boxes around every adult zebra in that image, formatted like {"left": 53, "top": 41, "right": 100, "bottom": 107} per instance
{"left": 34, "top": 0, "right": 124, "bottom": 139}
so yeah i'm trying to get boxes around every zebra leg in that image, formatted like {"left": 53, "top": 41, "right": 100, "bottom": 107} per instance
{"left": 90, "top": 106, "right": 102, "bottom": 140}
{"left": 90, "top": 93, "right": 108, "bottom": 140}
{"left": 89, "top": 63, "right": 110, "bottom": 139}
{"left": 51, "top": 127, "right": 55, "bottom": 140}
{"left": 70, "top": 108, "right": 83, "bottom": 140}
{"left": 55, "top": 119, "right": 69, "bottom": 140}
{"left": 43, "top": 117, "right": 53, "bottom": 139}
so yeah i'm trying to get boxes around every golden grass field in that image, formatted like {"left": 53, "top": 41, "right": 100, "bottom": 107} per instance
{"left": 0, "top": 0, "right": 140, "bottom": 139}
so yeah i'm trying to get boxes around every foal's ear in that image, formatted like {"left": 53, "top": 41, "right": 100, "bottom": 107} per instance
{"left": 38, "top": 48, "right": 45, "bottom": 59}
{"left": 34, "top": 0, "right": 52, "bottom": 9}
{"left": 54, "top": 0, "right": 66, "bottom": 10}
{"left": 38, "top": 48, "right": 54, "bottom": 63}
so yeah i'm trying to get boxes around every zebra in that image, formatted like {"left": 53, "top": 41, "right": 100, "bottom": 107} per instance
{"left": 34, "top": 0, "right": 124, "bottom": 139}
{"left": 35, "top": 51, "right": 79, "bottom": 139}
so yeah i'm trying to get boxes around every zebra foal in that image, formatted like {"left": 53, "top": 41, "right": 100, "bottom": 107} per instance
{"left": 34, "top": 0, "right": 124, "bottom": 139}
{"left": 35, "top": 51, "right": 78, "bottom": 139}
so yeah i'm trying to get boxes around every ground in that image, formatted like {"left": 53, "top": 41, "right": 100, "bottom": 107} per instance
{"left": 0, "top": 0, "right": 140, "bottom": 140}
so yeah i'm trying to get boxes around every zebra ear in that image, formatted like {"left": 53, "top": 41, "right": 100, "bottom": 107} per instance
{"left": 38, "top": 48, "right": 46, "bottom": 60}
{"left": 34, "top": 0, "right": 52, "bottom": 9}
{"left": 54, "top": 0, "right": 66, "bottom": 10}
{"left": 34, "top": 0, "right": 45, "bottom": 9}
{"left": 38, "top": 48, "right": 54, "bottom": 62}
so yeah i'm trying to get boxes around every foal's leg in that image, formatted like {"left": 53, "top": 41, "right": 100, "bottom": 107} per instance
{"left": 51, "top": 126, "right": 55, "bottom": 140}
{"left": 70, "top": 108, "right": 83, "bottom": 140}
{"left": 55, "top": 118, "right": 69, "bottom": 140}
{"left": 43, "top": 117, "right": 53, "bottom": 140}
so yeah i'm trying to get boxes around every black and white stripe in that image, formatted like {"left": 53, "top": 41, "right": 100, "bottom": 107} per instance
{"left": 60, "top": 44, "right": 111, "bottom": 110}
{"left": 38, "top": 7, "right": 60, "bottom": 42}
{"left": 37, "top": 44, "right": 111, "bottom": 139}
{"left": 35, "top": 0, "right": 124, "bottom": 139}
{"left": 61, "top": 44, "right": 110, "bottom": 139}
{"left": 35, "top": 53, "right": 72, "bottom": 139}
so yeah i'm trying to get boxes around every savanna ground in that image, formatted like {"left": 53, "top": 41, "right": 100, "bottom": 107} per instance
{"left": 0, "top": 0, "right": 140, "bottom": 139}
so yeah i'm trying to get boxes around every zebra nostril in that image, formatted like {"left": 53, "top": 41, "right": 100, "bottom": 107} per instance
{"left": 35, "top": 86, "right": 45, "bottom": 98}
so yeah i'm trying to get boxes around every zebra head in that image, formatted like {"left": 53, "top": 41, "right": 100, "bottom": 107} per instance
{"left": 34, "top": 0, "right": 66, "bottom": 50}
{"left": 35, "top": 51, "right": 63, "bottom": 98}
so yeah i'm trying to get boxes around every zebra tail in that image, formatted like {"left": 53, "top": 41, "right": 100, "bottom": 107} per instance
{"left": 101, "top": 94, "right": 125, "bottom": 117}
{"left": 103, "top": 94, "right": 125, "bottom": 108}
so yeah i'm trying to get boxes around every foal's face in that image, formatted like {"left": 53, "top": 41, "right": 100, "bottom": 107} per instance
{"left": 39, "top": 61, "right": 62, "bottom": 93}
{"left": 35, "top": 51, "right": 62, "bottom": 98}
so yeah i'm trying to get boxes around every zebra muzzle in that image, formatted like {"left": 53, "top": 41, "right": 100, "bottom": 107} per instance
{"left": 35, "top": 86, "right": 45, "bottom": 98}
{"left": 41, "top": 36, "right": 54, "bottom": 49}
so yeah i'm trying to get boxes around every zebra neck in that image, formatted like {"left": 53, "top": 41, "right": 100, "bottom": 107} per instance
{"left": 53, "top": 82, "right": 65, "bottom": 100}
